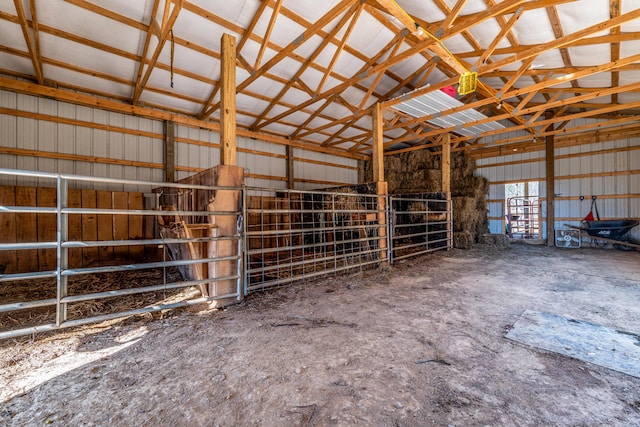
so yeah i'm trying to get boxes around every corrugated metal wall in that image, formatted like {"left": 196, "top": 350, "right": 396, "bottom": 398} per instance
{"left": 476, "top": 121, "right": 640, "bottom": 241}
{"left": 1, "top": 91, "right": 165, "bottom": 190}
{"left": 0, "top": 91, "right": 358, "bottom": 191}
{"left": 294, "top": 148, "right": 359, "bottom": 191}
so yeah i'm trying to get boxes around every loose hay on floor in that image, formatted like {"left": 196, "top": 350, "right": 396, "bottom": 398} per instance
{"left": 0, "top": 268, "right": 197, "bottom": 332}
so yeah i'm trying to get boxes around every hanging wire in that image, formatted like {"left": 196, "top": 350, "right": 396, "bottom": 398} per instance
{"left": 170, "top": 30, "right": 175, "bottom": 88}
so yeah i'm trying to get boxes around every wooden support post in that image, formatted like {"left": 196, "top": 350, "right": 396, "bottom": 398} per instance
{"left": 372, "top": 103, "right": 388, "bottom": 264}
{"left": 441, "top": 133, "right": 452, "bottom": 249}
{"left": 357, "top": 160, "right": 365, "bottom": 184}
{"left": 220, "top": 33, "right": 237, "bottom": 166}
{"left": 207, "top": 165, "right": 244, "bottom": 305}
{"left": 286, "top": 145, "right": 295, "bottom": 190}
{"left": 371, "top": 102, "right": 384, "bottom": 182}
{"left": 165, "top": 120, "right": 175, "bottom": 182}
{"left": 441, "top": 134, "right": 451, "bottom": 194}
{"left": 377, "top": 181, "right": 388, "bottom": 266}
{"left": 545, "top": 115, "right": 555, "bottom": 246}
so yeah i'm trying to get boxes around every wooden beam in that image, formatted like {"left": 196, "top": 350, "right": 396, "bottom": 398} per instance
{"left": 371, "top": 102, "right": 384, "bottom": 182}
{"left": 132, "top": 0, "right": 184, "bottom": 104}
{"left": 475, "top": 5, "right": 524, "bottom": 69}
{"left": 377, "top": 180, "right": 388, "bottom": 266}
{"left": 609, "top": 0, "right": 621, "bottom": 105}
{"left": 133, "top": 0, "right": 161, "bottom": 104}
{"left": 13, "top": 0, "right": 43, "bottom": 84}
{"left": 250, "top": 1, "right": 362, "bottom": 130}
{"left": 254, "top": 0, "right": 283, "bottom": 70}
{"left": 0, "top": 76, "right": 367, "bottom": 161}
{"left": 202, "top": 0, "right": 354, "bottom": 119}
{"left": 220, "top": 33, "right": 237, "bottom": 166}
{"left": 441, "top": 133, "right": 451, "bottom": 194}
{"left": 165, "top": 120, "right": 175, "bottom": 182}
{"left": 441, "top": 132, "right": 452, "bottom": 250}
{"left": 286, "top": 145, "right": 295, "bottom": 190}
{"left": 480, "top": 7, "right": 640, "bottom": 74}
{"left": 316, "top": 3, "right": 364, "bottom": 95}
{"left": 358, "top": 34, "right": 406, "bottom": 111}
{"left": 545, "top": 112, "right": 555, "bottom": 246}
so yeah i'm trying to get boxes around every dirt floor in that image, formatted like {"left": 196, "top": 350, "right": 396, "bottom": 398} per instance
{"left": 1, "top": 243, "right": 639, "bottom": 426}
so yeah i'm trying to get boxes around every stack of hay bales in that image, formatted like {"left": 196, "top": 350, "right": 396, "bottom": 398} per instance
{"left": 364, "top": 150, "right": 488, "bottom": 248}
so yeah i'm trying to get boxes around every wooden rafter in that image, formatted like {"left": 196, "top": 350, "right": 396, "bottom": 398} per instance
{"left": 609, "top": 0, "right": 621, "bottom": 105}
{"left": 132, "top": 0, "right": 184, "bottom": 105}
{"left": 258, "top": 27, "right": 413, "bottom": 134}
{"left": 499, "top": 57, "right": 538, "bottom": 97}
{"left": 250, "top": 0, "right": 362, "bottom": 131}
{"left": 440, "top": 0, "right": 467, "bottom": 33}
{"left": 201, "top": 0, "right": 355, "bottom": 119}
{"left": 370, "top": 0, "right": 532, "bottom": 131}
{"left": 133, "top": 0, "right": 161, "bottom": 104}
{"left": 357, "top": 34, "right": 406, "bottom": 111}
{"left": 316, "top": 1, "right": 365, "bottom": 95}
{"left": 384, "top": 52, "right": 640, "bottom": 139}
{"left": 28, "top": 0, "right": 43, "bottom": 84}
{"left": 545, "top": 4, "right": 581, "bottom": 101}
{"left": 13, "top": 0, "right": 43, "bottom": 84}
{"left": 481, "top": 7, "right": 640, "bottom": 74}
{"left": 475, "top": 6, "right": 524, "bottom": 69}
{"left": 254, "top": 0, "right": 283, "bottom": 70}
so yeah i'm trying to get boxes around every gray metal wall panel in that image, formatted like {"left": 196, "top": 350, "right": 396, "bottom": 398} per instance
{"left": 477, "top": 135, "right": 640, "bottom": 242}
{"left": 0, "top": 93, "right": 165, "bottom": 190}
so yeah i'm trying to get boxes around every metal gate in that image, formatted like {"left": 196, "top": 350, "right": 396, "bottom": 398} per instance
{"left": 0, "top": 169, "right": 243, "bottom": 340}
{"left": 506, "top": 196, "right": 540, "bottom": 240}
{"left": 389, "top": 194, "right": 452, "bottom": 263}
{"left": 244, "top": 187, "right": 385, "bottom": 292}
{"left": 1, "top": 169, "right": 453, "bottom": 339}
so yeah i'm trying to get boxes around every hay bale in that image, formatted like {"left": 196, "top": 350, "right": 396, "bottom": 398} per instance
{"left": 479, "top": 233, "right": 510, "bottom": 247}
{"left": 408, "top": 201, "right": 427, "bottom": 223}
{"left": 452, "top": 152, "right": 477, "bottom": 177}
{"left": 452, "top": 196, "right": 479, "bottom": 232}
{"left": 452, "top": 176, "right": 489, "bottom": 198}
{"left": 453, "top": 231, "right": 474, "bottom": 249}
{"left": 327, "top": 187, "right": 361, "bottom": 211}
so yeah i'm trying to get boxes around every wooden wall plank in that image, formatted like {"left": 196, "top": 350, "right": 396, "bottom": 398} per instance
{"left": 112, "top": 192, "right": 129, "bottom": 261}
{"left": 0, "top": 187, "right": 17, "bottom": 274}
{"left": 97, "top": 190, "right": 114, "bottom": 264}
{"left": 81, "top": 189, "right": 98, "bottom": 266}
{"left": 37, "top": 187, "right": 57, "bottom": 271}
{"left": 128, "top": 192, "right": 144, "bottom": 261}
{"left": 67, "top": 189, "right": 83, "bottom": 269}
{"left": 15, "top": 187, "right": 38, "bottom": 272}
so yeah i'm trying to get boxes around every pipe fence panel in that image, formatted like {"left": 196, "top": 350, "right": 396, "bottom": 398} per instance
{"left": 0, "top": 169, "right": 242, "bottom": 340}
{"left": 244, "top": 187, "right": 385, "bottom": 292}
{"left": 389, "top": 194, "right": 452, "bottom": 263}
{"left": 0, "top": 169, "right": 454, "bottom": 340}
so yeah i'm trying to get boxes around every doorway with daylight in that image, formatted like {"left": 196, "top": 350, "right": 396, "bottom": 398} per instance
{"left": 505, "top": 181, "right": 541, "bottom": 240}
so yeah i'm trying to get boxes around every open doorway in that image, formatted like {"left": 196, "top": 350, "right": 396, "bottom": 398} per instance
{"left": 505, "top": 182, "right": 541, "bottom": 240}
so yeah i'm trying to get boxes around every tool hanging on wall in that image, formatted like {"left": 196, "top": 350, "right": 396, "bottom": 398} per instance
{"left": 170, "top": 30, "right": 175, "bottom": 88}
{"left": 583, "top": 196, "right": 600, "bottom": 221}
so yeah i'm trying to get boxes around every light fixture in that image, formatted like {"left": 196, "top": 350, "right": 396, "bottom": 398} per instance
{"left": 496, "top": 101, "right": 503, "bottom": 110}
